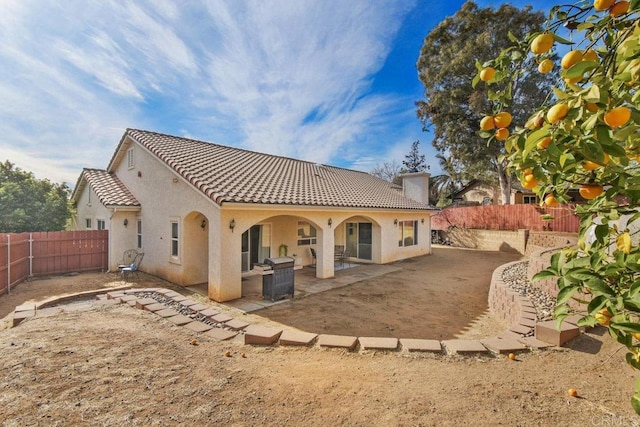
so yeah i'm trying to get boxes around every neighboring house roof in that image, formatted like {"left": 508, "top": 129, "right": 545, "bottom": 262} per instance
{"left": 106, "top": 129, "right": 432, "bottom": 210}
{"left": 71, "top": 168, "right": 140, "bottom": 208}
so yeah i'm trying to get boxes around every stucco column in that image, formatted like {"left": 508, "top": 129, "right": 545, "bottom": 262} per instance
{"left": 208, "top": 220, "right": 242, "bottom": 302}
{"left": 316, "top": 224, "right": 334, "bottom": 279}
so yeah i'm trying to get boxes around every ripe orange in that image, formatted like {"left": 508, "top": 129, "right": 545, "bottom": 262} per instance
{"left": 538, "top": 59, "right": 554, "bottom": 74}
{"left": 594, "top": 0, "right": 615, "bottom": 11}
{"left": 480, "top": 116, "right": 495, "bottom": 131}
{"left": 544, "top": 194, "right": 559, "bottom": 206}
{"left": 480, "top": 67, "right": 495, "bottom": 82}
{"left": 564, "top": 76, "right": 583, "bottom": 84}
{"left": 531, "top": 33, "right": 554, "bottom": 54}
{"left": 633, "top": 332, "right": 640, "bottom": 341}
{"left": 537, "top": 136, "right": 552, "bottom": 149}
{"left": 585, "top": 102, "right": 599, "bottom": 113}
{"left": 508, "top": 353, "right": 516, "bottom": 361}
{"left": 604, "top": 106, "right": 631, "bottom": 128}
{"left": 494, "top": 112, "right": 512, "bottom": 128}
{"left": 495, "top": 127, "right": 510, "bottom": 141}
{"left": 579, "top": 183, "right": 604, "bottom": 199}
{"left": 547, "top": 103, "right": 568, "bottom": 124}
{"left": 582, "top": 153, "right": 609, "bottom": 170}
{"left": 522, "top": 174, "right": 538, "bottom": 189}
{"left": 568, "top": 388, "right": 578, "bottom": 397}
{"left": 594, "top": 308, "right": 612, "bottom": 326}
{"left": 562, "top": 50, "right": 584, "bottom": 69}
{"left": 582, "top": 49, "right": 598, "bottom": 62}
{"left": 609, "top": 0, "right": 629, "bottom": 16}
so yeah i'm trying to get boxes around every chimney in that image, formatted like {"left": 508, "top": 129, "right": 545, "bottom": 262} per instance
{"left": 401, "top": 172, "right": 430, "bottom": 206}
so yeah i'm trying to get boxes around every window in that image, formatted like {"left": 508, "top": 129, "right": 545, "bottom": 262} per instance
{"left": 171, "top": 221, "right": 179, "bottom": 258}
{"left": 137, "top": 219, "right": 142, "bottom": 249}
{"left": 97, "top": 219, "right": 105, "bottom": 230}
{"left": 523, "top": 195, "right": 538, "bottom": 204}
{"left": 127, "top": 147, "right": 134, "bottom": 169}
{"left": 297, "top": 221, "right": 317, "bottom": 245}
{"left": 398, "top": 220, "right": 418, "bottom": 247}
{"left": 85, "top": 218, "right": 92, "bottom": 229}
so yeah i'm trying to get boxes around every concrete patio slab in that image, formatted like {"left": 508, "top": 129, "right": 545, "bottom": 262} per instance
{"left": 155, "top": 308, "right": 180, "bottom": 318}
{"left": 211, "top": 313, "right": 233, "bottom": 323}
{"left": 135, "top": 298, "right": 158, "bottom": 309}
{"left": 183, "top": 321, "right": 213, "bottom": 333}
{"left": 225, "top": 318, "right": 250, "bottom": 331}
{"left": 480, "top": 337, "right": 527, "bottom": 354}
{"left": 204, "top": 328, "right": 238, "bottom": 341}
{"left": 188, "top": 303, "right": 209, "bottom": 312}
{"left": 166, "top": 314, "right": 193, "bottom": 326}
{"left": 279, "top": 330, "right": 318, "bottom": 346}
{"left": 442, "top": 339, "right": 489, "bottom": 355}
{"left": 518, "top": 336, "right": 555, "bottom": 349}
{"left": 244, "top": 325, "right": 282, "bottom": 345}
{"left": 144, "top": 303, "right": 167, "bottom": 312}
{"left": 15, "top": 303, "right": 36, "bottom": 312}
{"left": 317, "top": 334, "right": 358, "bottom": 350}
{"left": 509, "top": 324, "right": 532, "bottom": 335}
{"left": 399, "top": 338, "right": 442, "bottom": 353}
{"left": 358, "top": 337, "right": 398, "bottom": 351}
{"left": 199, "top": 308, "right": 220, "bottom": 317}
{"left": 13, "top": 310, "right": 35, "bottom": 327}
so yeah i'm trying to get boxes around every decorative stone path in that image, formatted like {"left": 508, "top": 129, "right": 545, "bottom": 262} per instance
{"left": 10, "top": 281, "right": 583, "bottom": 356}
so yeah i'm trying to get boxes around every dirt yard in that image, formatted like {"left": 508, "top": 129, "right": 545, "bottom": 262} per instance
{"left": 0, "top": 248, "right": 638, "bottom": 425}
{"left": 259, "top": 248, "right": 520, "bottom": 339}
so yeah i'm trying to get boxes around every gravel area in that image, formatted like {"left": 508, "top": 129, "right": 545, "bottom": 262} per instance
{"left": 502, "top": 261, "right": 556, "bottom": 321}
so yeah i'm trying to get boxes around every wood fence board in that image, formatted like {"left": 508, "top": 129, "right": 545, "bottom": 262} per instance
{"left": 0, "top": 230, "right": 108, "bottom": 294}
{"left": 431, "top": 204, "right": 579, "bottom": 233}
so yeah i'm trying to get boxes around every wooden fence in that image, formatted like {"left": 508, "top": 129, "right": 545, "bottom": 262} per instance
{"left": 0, "top": 230, "right": 108, "bottom": 295}
{"left": 431, "top": 204, "right": 579, "bottom": 233}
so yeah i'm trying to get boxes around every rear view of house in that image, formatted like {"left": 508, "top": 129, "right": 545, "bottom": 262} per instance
{"left": 71, "top": 129, "right": 435, "bottom": 302}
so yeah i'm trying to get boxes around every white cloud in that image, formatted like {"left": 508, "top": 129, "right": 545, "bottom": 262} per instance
{"left": 0, "top": 0, "right": 418, "bottom": 186}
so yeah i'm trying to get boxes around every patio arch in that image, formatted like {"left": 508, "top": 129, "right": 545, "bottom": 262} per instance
{"left": 333, "top": 215, "right": 382, "bottom": 264}
{"left": 181, "top": 211, "right": 209, "bottom": 286}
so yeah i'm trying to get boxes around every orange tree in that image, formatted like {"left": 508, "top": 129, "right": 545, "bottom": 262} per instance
{"left": 474, "top": 0, "right": 640, "bottom": 412}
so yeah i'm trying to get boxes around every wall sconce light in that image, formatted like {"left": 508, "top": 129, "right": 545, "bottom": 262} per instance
{"left": 421, "top": 218, "right": 425, "bottom": 224}
{"left": 201, "top": 219, "right": 206, "bottom": 229}
{"left": 229, "top": 219, "right": 236, "bottom": 232}
{"left": 328, "top": 218, "right": 332, "bottom": 227}
{"left": 173, "top": 178, "right": 179, "bottom": 183}
{"left": 123, "top": 218, "right": 129, "bottom": 228}
{"left": 393, "top": 219, "right": 398, "bottom": 226}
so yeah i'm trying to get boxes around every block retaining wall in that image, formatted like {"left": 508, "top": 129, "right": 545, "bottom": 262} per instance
{"left": 488, "top": 260, "right": 534, "bottom": 327}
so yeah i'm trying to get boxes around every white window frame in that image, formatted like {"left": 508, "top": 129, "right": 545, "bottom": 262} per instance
{"left": 523, "top": 195, "right": 537, "bottom": 204}
{"left": 398, "top": 220, "right": 419, "bottom": 247}
{"left": 170, "top": 220, "right": 180, "bottom": 261}
{"left": 137, "top": 219, "right": 142, "bottom": 249}
{"left": 85, "top": 218, "right": 92, "bottom": 229}
{"left": 127, "top": 147, "right": 134, "bottom": 169}
{"left": 96, "top": 219, "right": 106, "bottom": 230}
{"left": 297, "top": 221, "right": 317, "bottom": 246}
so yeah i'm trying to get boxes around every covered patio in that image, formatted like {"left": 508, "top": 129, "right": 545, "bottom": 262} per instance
{"left": 189, "top": 263, "right": 400, "bottom": 313}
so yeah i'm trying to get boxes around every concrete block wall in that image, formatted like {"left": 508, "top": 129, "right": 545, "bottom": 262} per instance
{"left": 443, "top": 228, "right": 528, "bottom": 254}
{"left": 524, "top": 232, "right": 578, "bottom": 256}
{"left": 488, "top": 261, "right": 530, "bottom": 326}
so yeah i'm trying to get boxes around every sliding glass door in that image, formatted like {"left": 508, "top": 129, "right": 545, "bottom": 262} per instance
{"left": 345, "top": 222, "right": 372, "bottom": 260}
{"left": 241, "top": 224, "right": 271, "bottom": 272}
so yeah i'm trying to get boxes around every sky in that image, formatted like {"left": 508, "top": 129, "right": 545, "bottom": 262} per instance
{"left": 0, "top": 0, "right": 557, "bottom": 186}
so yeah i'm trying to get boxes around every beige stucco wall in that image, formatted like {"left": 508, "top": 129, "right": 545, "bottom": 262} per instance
{"left": 76, "top": 136, "right": 434, "bottom": 302}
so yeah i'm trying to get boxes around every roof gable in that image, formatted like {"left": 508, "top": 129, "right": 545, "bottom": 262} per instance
{"left": 110, "top": 129, "right": 433, "bottom": 210}
{"left": 72, "top": 168, "right": 140, "bottom": 208}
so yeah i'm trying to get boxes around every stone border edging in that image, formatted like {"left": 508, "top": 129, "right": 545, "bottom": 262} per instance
{"left": 10, "top": 284, "right": 558, "bottom": 357}
{"left": 488, "top": 260, "right": 538, "bottom": 335}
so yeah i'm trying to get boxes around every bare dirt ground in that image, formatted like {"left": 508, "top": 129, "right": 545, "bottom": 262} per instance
{"left": 259, "top": 248, "right": 520, "bottom": 339}
{"left": 0, "top": 248, "right": 638, "bottom": 425}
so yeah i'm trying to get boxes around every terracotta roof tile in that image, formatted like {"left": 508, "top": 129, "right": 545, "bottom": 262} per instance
{"left": 82, "top": 168, "right": 140, "bottom": 207}
{"left": 125, "top": 129, "right": 432, "bottom": 210}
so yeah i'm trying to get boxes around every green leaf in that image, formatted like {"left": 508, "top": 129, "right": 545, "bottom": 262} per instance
{"left": 587, "top": 295, "right": 607, "bottom": 314}
{"left": 632, "top": 390, "right": 640, "bottom": 416}
{"left": 583, "top": 84, "right": 601, "bottom": 103}
{"left": 557, "top": 285, "right": 578, "bottom": 304}
{"left": 552, "top": 33, "right": 572, "bottom": 44}
{"left": 472, "top": 73, "right": 481, "bottom": 89}
{"left": 611, "top": 322, "right": 640, "bottom": 333}
{"left": 627, "top": 353, "right": 640, "bottom": 372}
{"left": 532, "top": 269, "right": 557, "bottom": 281}
{"left": 565, "top": 61, "right": 598, "bottom": 79}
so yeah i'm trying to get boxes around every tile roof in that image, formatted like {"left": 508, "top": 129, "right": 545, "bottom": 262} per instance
{"left": 117, "top": 129, "right": 433, "bottom": 210}
{"left": 77, "top": 168, "right": 140, "bottom": 208}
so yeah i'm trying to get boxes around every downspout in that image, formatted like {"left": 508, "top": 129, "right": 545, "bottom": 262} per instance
{"left": 107, "top": 208, "right": 116, "bottom": 272}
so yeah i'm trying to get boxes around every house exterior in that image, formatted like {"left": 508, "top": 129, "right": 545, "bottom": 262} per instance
{"left": 71, "top": 129, "right": 436, "bottom": 302}
{"left": 450, "top": 179, "right": 541, "bottom": 206}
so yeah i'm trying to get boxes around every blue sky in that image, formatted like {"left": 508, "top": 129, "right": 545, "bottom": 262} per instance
{"left": 0, "top": 0, "right": 556, "bottom": 186}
